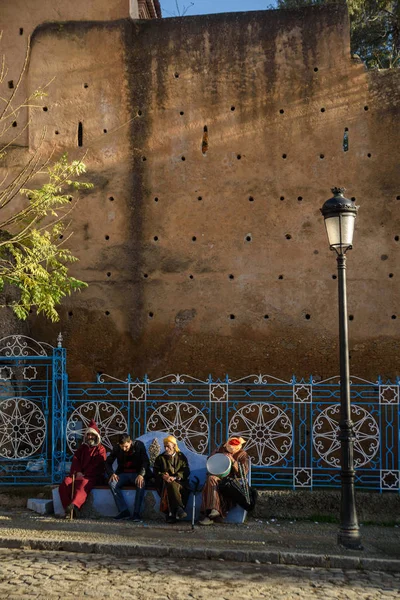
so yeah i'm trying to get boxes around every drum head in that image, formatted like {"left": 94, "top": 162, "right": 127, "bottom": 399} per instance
{"left": 207, "top": 453, "right": 231, "bottom": 478}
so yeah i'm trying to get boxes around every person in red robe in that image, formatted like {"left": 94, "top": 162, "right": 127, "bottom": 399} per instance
{"left": 59, "top": 419, "right": 106, "bottom": 519}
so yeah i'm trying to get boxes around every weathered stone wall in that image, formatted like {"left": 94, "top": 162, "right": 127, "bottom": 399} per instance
{"left": 1, "top": 4, "right": 400, "bottom": 381}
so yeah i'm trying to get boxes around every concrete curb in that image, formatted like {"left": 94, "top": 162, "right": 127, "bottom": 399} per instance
{"left": 0, "top": 535, "right": 399, "bottom": 572}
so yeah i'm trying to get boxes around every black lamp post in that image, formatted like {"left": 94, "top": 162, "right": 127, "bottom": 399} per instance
{"left": 320, "top": 187, "right": 362, "bottom": 550}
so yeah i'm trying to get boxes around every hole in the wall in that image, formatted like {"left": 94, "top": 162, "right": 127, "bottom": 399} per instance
{"left": 8, "top": 80, "right": 13, "bottom": 89}
{"left": 279, "top": 109, "right": 284, "bottom": 114}
{"left": 105, "top": 311, "right": 110, "bottom": 316}
{"left": 349, "top": 315, "right": 354, "bottom": 321}
{"left": 109, "top": 196, "right": 114, "bottom": 202}
{"left": 197, "top": 196, "right": 202, "bottom": 201}
{"left": 351, "top": 197, "right": 356, "bottom": 202}
{"left": 285, "top": 234, "right": 292, "bottom": 240}
{"left": 148, "top": 312, "right": 154, "bottom": 318}
{"left": 298, "top": 196, "right": 303, "bottom": 201}
{"left": 138, "top": 110, "right": 143, "bottom": 116}
{"left": 245, "top": 234, "right": 252, "bottom": 242}
{"left": 105, "top": 235, "right": 110, "bottom": 241}
{"left": 192, "top": 236, "right": 197, "bottom": 242}
{"left": 12, "top": 121, "right": 17, "bottom": 127}
{"left": 248, "top": 196, "right": 254, "bottom": 202}
{"left": 314, "top": 67, "right": 319, "bottom": 72}
{"left": 78, "top": 122, "right": 83, "bottom": 147}
{"left": 68, "top": 311, "right": 73, "bottom": 318}
{"left": 43, "top": 106, "right": 48, "bottom": 112}
{"left": 305, "top": 314, "right": 311, "bottom": 320}
{"left": 395, "top": 235, "right": 399, "bottom": 241}
{"left": 367, "top": 153, "right": 371, "bottom": 157}
{"left": 202, "top": 125, "right": 208, "bottom": 155}
{"left": 332, "top": 274, "right": 337, "bottom": 279}
{"left": 392, "top": 315, "right": 397, "bottom": 319}
{"left": 397, "top": 196, "right": 400, "bottom": 200}
{"left": 343, "top": 129, "right": 349, "bottom": 152}
{"left": 264, "top": 314, "right": 269, "bottom": 319}
{"left": 229, "top": 314, "right": 235, "bottom": 320}
{"left": 174, "top": 72, "right": 179, "bottom": 78}
{"left": 229, "top": 274, "right": 234, "bottom": 280}
{"left": 313, "top": 250, "right": 319, "bottom": 255}
{"left": 237, "top": 154, "right": 241, "bottom": 160}
{"left": 55, "top": 130, "right": 59, "bottom": 135}
{"left": 320, "top": 154, "right": 325, "bottom": 159}
{"left": 189, "top": 274, "right": 194, "bottom": 279}
{"left": 103, "top": 129, "right": 107, "bottom": 134}
{"left": 181, "top": 156, "right": 186, "bottom": 161}
{"left": 278, "top": 275, "right": 284, "bottom": 280}
{"left": 59, "top": 235, "right": 63, "bottom": 240}
{"left": 364, "top": 106, "right": 369, "bottom": 111}
{"left": 84, "top": 83, "right": 89, "bottom": 88}
{"left": 280, "top": 196, "right": 285, "bottom": 201}
{"left": 68, "top": 196, "right": 73, "bottom": 202}
{"left": 180, "top": 111, "right": 184, "bottom": 116}
{"left": 282, "top": 154, "right": 287, "bottom": 159}
{"left": 142, "top": 156, "right": 147, "bottom": 162}
{"left": 231, "top": 106, "right": 235, "bottom": 111}
{"left": 389, "top": 273, "right": 394, "bottom": 278}
{"left": 19, "top": 28, "right": 24, "bottom": 35}
{"left": 107, "top": 272, "right": 111, "bottom": 277}
{"left": 381, "top": 254, "right": 388, "bottom": 261}
{"left": 154, "top": 197, "right": 159, "bottom": 202}
{"left": 320, "top": 107, "right": 325, "bottom": 113}
{"left": 153, "top": 236, "right": 159, "bottom": 241}
{"left": 143, "top": 273, "right": 148, "bottom": 278}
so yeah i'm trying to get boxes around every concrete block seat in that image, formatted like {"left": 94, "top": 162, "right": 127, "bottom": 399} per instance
{"left": 53, "top": 431, "right": 248, "bottom": 523}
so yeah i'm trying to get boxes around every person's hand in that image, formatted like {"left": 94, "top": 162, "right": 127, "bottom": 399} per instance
{"left": 162, "top": 473, "right": 170, "bottom": 482}
{"left": 76, "top": 472, "right": 84, "bottom": 478}
{"left": 135, "top": 475, "right": 144, "bottom": 489}
{"left": 108, "top": 473, "right": 119, "bottom": 483}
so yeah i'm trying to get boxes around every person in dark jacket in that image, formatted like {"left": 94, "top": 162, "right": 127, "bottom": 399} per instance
{"left": 106, "top": 433, "right": 150, "bottom": 521}
{"left": 153, "top": 435, "right": 190, "bottom": 524}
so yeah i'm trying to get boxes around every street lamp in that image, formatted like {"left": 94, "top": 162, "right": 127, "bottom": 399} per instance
{"left": 320, "top": 187, "right": 362, "bottom": 550}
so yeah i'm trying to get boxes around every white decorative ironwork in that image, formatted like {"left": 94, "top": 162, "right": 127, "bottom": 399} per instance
{"left": 210, "top": 383, "right": 228, "bottom": 403}
{"left": 0, "top": 335, "right": 53, "bottom": 357}
{"left": 0, "top": 366, "right": 13, "bottom": 381}
{"left": 294, "top": 467, "right": 312, "bottom": 487}
{"left": 66, "top": 402, "right": 128, "bottom": 452}
{"left": 0, "top": 397, "right": 46, "bottom": 458}
{"left": 293, "top": 384, "right": 312, "bottom": 403}
{"left": 379, "top": 385, "right": 399, "bottom": 405}
{"left": 129, "top": 383, "right": 146, "bottom": 402}
{"left": 148, "top": 374, "right": 208, "bottom": 384}
{"left": 228, "top": 374, "right": 291, "bottom": 385}
{"left": 313, "top": 404, "right": 379, "bottom": 468}
{"left": 147, "top": 402, "right": 209, "bottom": 453}
{"left": 229, "top": 403, "right": 293, "bottom": 466}
{"left": 380, "top": 470, "right": 400, "bottom": 490}
{"left": 23, "top": 366, "right": 37, "bottom": 381}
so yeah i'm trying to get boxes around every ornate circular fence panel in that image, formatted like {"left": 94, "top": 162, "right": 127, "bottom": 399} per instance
{"left": 0, "top": 397, "right": 46, "bottom": 459}
{"left": 66, "top": 402, "right": 128, "bottom": 452}
{"left": 229, "top": 403, "right": 293, "bottom": 466}
{"left": 313, "top": 404, "right": 380, "bottom": 468}
{"left": 147, "top": 402, "right": 209, "bottom": 454}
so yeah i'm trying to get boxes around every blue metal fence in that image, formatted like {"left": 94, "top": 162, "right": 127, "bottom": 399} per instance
{"left": 0, "top": 336, "right": 399, "bottom": 492}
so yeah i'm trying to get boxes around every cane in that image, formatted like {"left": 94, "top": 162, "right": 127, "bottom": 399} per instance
{"left": 70, "top": 473, "right": 75, "bottom": 520}
{"left": 190, "top": 476, "right": 201, "bottom": 531}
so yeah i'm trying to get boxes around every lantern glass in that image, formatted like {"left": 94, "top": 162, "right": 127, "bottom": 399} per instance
{"left": 324, "top": 212, "right": 356, "bottom": 252}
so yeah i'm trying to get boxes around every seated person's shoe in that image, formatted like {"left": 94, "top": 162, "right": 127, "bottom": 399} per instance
{"left": 176, "top": 507, "right": 187, "bottom": 520}
{"left": 131, "top": 513, "right": 141, "bottom": 522}
{"left": 166, "top": 514, "right": 177, "bottom": 524}
{"left": 65, "top": 503, "right": 76, "bottom": 520}
{"left": 198, "top": 516, "right": 214, "bottom": 526}
{"left": 114, "top": 509, "right": 130, "bottom": 520}
{"left": 209, "top": 509, "right": 220, "bottom": 519}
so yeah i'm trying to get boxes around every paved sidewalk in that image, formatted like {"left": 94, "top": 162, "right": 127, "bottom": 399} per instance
{"left": 0, "top": 509, "right": 399, "bottom": 572}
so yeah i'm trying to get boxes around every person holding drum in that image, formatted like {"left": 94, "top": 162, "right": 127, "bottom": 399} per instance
{"left": 153, "top": 435, "right": 191, "bottom": 524}
{"left": 199, "top": 436, "right": 248, "bottom": 526}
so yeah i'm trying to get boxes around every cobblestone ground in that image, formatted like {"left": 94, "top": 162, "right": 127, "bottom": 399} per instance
{"left": 0, "top": 549, "right": 399, "bottom": 599}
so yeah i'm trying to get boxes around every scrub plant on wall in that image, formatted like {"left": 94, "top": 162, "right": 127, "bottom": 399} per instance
{"left": 0, "top": 36, "right": 92, "bottom": 322}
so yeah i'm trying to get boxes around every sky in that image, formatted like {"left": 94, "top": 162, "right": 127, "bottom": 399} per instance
{"left": 160, "top": 0, "right": 278, "bottom": 18}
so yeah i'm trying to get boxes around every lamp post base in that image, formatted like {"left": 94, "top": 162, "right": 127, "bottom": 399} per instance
{"left": 337, "top": 528, "right": 363, "bottom": 550}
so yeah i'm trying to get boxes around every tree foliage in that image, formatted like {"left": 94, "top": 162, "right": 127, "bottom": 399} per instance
{"left": 0, "top": 38, "right": 92, "bottom": 322}
{"left": 276, "top": 0, "right": 400, "bottom": 69}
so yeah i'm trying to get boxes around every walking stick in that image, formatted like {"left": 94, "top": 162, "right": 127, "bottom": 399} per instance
{"left": 70, "top": 473, "right": 75, "bottom": 520}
